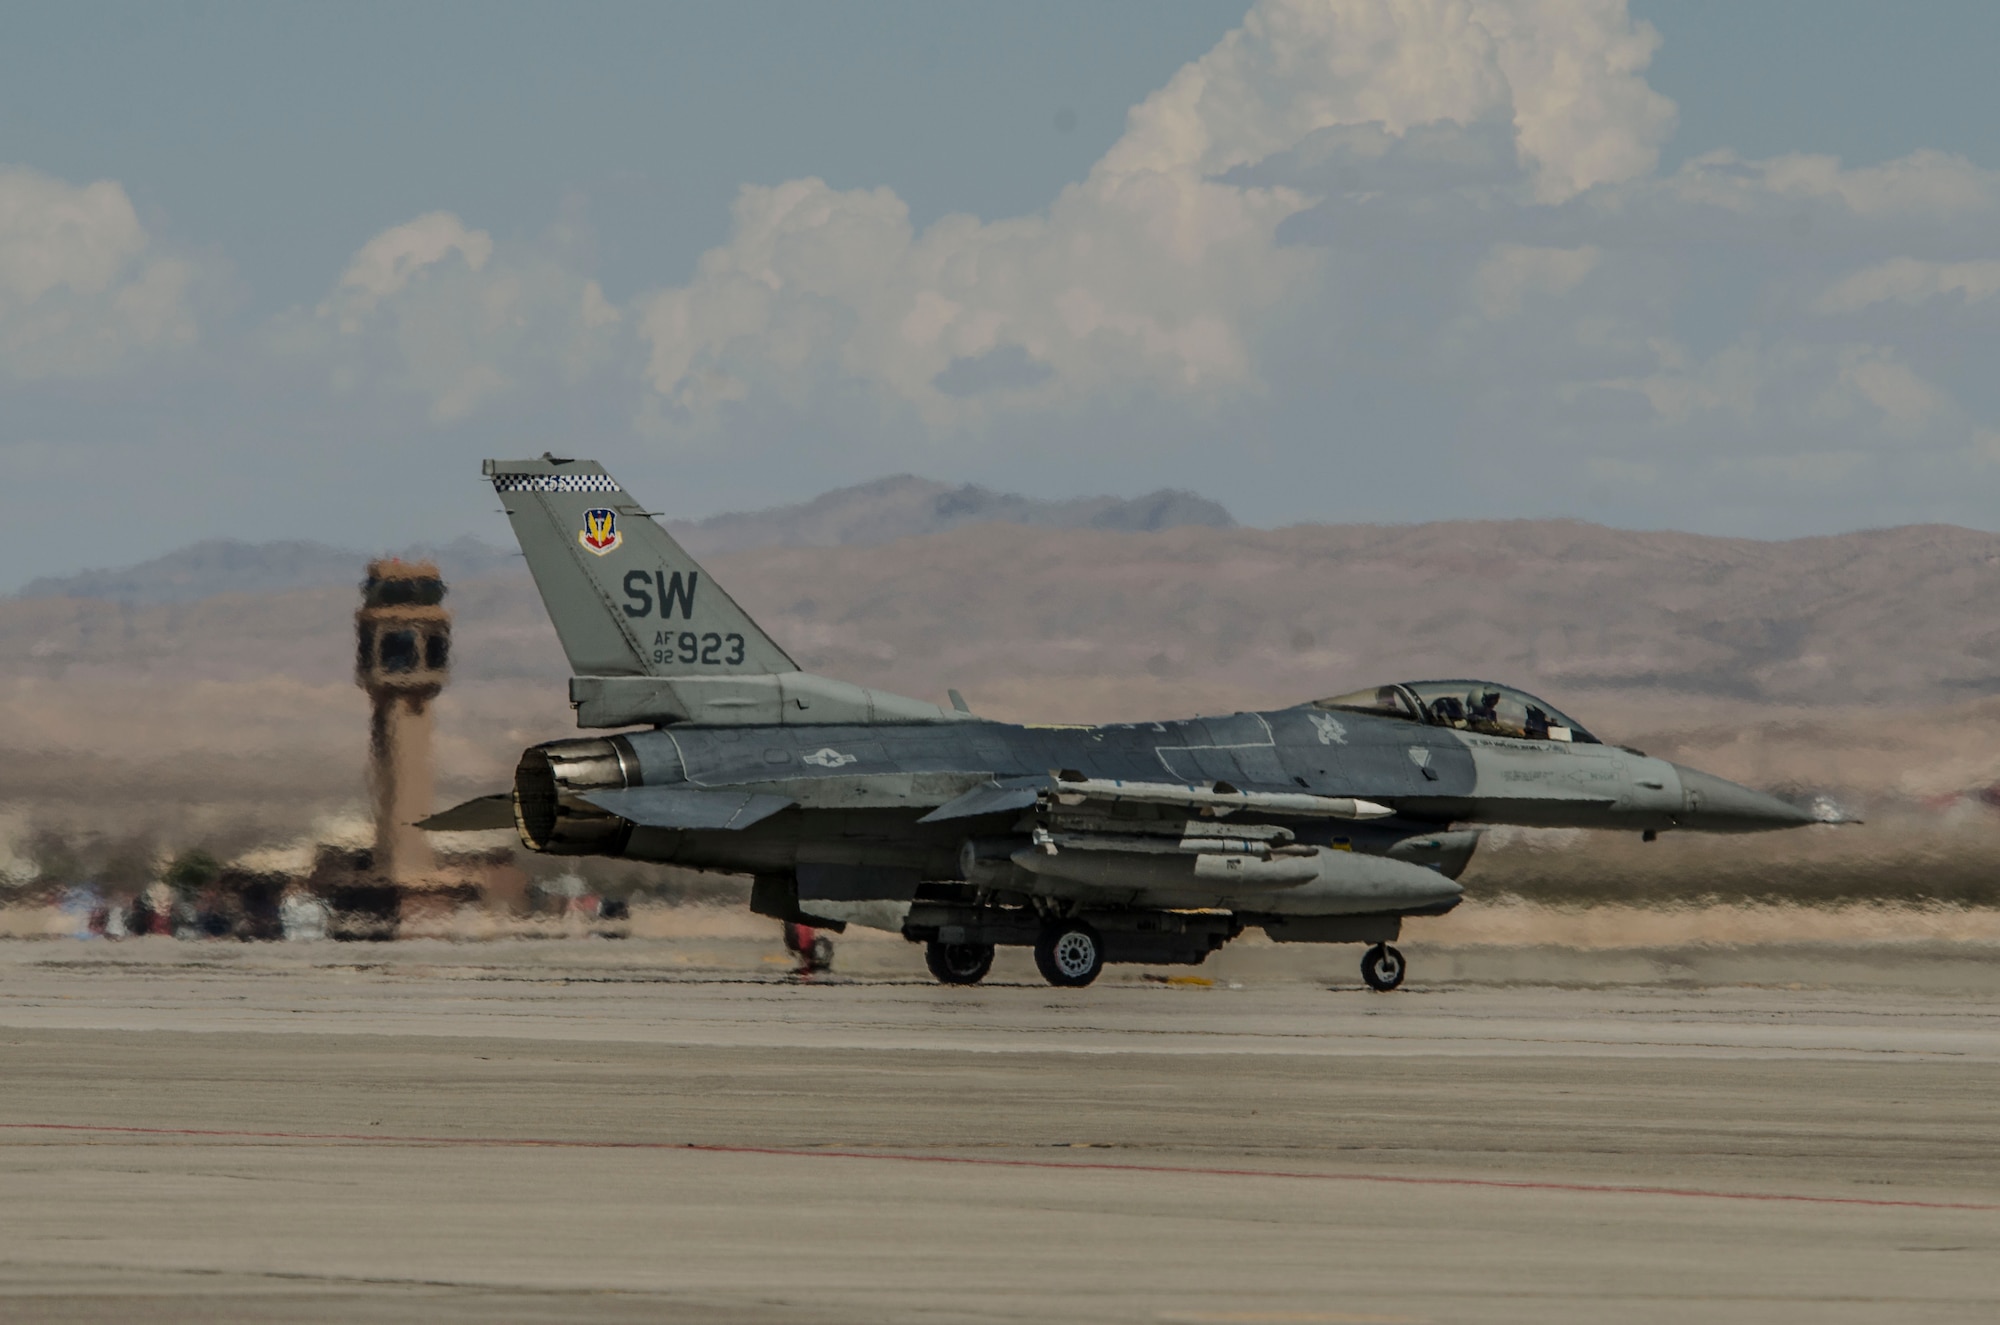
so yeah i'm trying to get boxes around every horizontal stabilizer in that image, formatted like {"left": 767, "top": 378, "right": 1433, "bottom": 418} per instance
{"left": 415, "top": 794, "right": 514, "bottom": 832}
{"left": 580, "top": 786, "right": 795, "bottom": 831}
{"left": 917, "top": 778, "right": 1044, "bottom": 824}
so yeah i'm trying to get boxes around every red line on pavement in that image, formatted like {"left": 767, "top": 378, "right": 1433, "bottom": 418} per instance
{"left": 2, "top": 1122, "right": 1992, "bottom": 1213}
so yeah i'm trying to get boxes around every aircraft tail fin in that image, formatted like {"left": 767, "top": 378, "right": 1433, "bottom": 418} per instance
{"left": 484, "top": 456, "right": 796, "bottom": 680}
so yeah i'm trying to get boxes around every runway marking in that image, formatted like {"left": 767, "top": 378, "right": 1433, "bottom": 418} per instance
{"left": 4, "top": 1122, "right": 1995, "bottom": 1213}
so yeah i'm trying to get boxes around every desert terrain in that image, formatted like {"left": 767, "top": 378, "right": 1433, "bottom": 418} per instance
{"left": 6, "top": 506, "right": 2000, "bottom": 909}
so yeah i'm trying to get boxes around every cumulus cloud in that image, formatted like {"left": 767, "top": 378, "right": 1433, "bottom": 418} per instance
{"left": 1598, "top": 340, "right": 1953, "bottom": 439}
{"left": 602, "top": 0, "right": 2000, "bottom": 533}
{"left": 624, "top": 1, "right": 1672, "bottom": 436}
{"left": 1101, "top": 0, "right": 1670, "bottom": 200}
{"left": 321, "top": 211, "right": 496, "bottom": 332}
{"left": 0, "top": 166, "right": 199, "bottom": 380}
{"left": 634, "top": 0, "right": 1678, "bottom": 434}
{"left": 1752, "top": 149, "right": 2000, "bottom": 221}
{"left": 1473, "top": 243, "right": 1601, "bottom": 318}
{"left": 12, "top": 0, "right": 2000, "bottom": 542}
{"left": 1237, "top": 99, "right": 2000, "bottom": 520}
{"left": 1814, "top": 258, "right": 2000, "bottom": 315}
{"left": 281, "top": 210, "right": 624, "bottom": 424}
{"left": 635, "top": 166, "right": 1307, "bottom": 429}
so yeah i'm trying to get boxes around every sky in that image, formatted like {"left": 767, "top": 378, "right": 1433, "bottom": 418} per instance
{"left": 3, "top": 0, "right": 1999, "bottom": 586}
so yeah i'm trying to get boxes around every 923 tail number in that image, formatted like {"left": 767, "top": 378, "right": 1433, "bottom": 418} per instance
{"left": 654, "top": 631, "right": 745, "bottom": 666}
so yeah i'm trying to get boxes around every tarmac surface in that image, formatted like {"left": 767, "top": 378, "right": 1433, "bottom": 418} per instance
{"left": 1, "top": 935, "right": 1997, "bottom": 1323}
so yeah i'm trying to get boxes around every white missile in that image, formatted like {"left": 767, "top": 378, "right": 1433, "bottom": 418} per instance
{"left": 1051, "top": 775, "right": 1394, "bottom": 821}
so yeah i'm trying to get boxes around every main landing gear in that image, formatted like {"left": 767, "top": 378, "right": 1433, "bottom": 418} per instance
{"left": 924, "top": 940, "right": 996, "bottom": 985}
{"left": 1034, "top": 919, "right": 1105, "bottom": 988}
{"left": 784, "top": 922, "right": 834, "bottom": 975}
{"left": 1360, "top": 942, "right": 1406, "bottom": 992}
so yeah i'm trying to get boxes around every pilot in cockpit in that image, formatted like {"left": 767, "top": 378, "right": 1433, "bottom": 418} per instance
{"left": 1328, "top": 681, "right": 1594, "bottom": 745}
{"left": 1465, "top": 689, "right": 1501, "bottom": 730}
{"left": 1426, "top": 694, "right": 1466, "bottom": 728}
{"left": 1524, "top": 704, "right": 1552, "bottom": 741}
{"left": 1465, "top": 689, "right": 1526, "bottom": 738}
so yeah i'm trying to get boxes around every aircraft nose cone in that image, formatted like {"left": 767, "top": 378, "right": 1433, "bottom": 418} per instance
{"left": 1673, "top": 766, "right": 1815, "bottom": 832}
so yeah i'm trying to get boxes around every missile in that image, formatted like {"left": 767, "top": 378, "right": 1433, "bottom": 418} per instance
{"left": 1051, "top": 774, "right": 1393, "bottom": 821}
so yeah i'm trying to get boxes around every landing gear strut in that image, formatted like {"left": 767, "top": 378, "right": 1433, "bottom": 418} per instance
{"left": 784, "top": 922, "right": 834, "bottom": 975}
{"left": 1360, "top": 942, "right": 1405, "bottom": 992}
{"left": 924, "top": 940, "right": 995, "bottom": 985}
{"left": 1034, "top": 920, "right": 1104, "bottom": 988}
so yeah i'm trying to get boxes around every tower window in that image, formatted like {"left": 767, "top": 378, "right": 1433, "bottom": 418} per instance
{"left": 379, "top": 630, "right": 419, "bottom": 673}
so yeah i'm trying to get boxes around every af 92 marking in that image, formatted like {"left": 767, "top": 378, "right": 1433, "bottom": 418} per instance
{"left": 653, "top": 631, "right": 745, "bottom": 666}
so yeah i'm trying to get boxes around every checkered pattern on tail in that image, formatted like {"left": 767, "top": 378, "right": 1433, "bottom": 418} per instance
{"left": 491, "top": 474, "right": 623, "bottom": 494}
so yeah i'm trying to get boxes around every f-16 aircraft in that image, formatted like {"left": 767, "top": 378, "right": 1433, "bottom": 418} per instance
{"left": 426, "top": 455, "right": 1825, "bottom": 990}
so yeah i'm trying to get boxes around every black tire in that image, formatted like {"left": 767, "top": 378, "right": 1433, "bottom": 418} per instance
{"left": 1360, "top": 942, "right": 1406, "bottom": 992}
{"left": 924, "top": 940, "right": 994, "bottom": 985}
{"left": 1033, "top": 921, "right": 1104, "bottom": 988}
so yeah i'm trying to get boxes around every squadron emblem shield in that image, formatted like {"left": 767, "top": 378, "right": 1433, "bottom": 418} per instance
{"left": 579, "top": 508, "right": 622, "bottom": 556}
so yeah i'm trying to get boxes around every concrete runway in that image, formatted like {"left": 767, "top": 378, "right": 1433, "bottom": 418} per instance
{"left": 1, "top": 938, "right": 1996, "bottom": 1323}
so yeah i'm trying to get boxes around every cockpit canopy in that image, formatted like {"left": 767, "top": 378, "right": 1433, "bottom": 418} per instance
{"left": 1315, "top": 680, "right": 1600, "bottom": 744}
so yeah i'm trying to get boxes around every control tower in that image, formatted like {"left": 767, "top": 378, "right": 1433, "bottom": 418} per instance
{"left": 355, "top": 560, "right": 450, "bottom": 884}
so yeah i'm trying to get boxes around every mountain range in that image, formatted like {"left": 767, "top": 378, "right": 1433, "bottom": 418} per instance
{"left": 16, "top": 476, "right": 1233, "bottom": 606}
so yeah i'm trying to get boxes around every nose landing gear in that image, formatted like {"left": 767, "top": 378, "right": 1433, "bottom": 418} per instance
{"left": 1360, "top": 942, "right": 1406, "bottom": 991}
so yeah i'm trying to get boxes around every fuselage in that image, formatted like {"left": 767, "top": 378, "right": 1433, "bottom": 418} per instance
{"left": 531, "top": 699, "right": 1810, "bottom": 884}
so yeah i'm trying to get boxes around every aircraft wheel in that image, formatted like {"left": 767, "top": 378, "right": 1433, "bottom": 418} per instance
{"left": 807, "top": 935, "right": 835, "bottom": 973}
{"left": 1034, "top": 921, "right": 1104, "bottom": 988}
{"left": 1360, "top": 942, "right": 1406, "bottom": 992}
{"left": 924, "top": 940, "right": 994, "bottom": 985}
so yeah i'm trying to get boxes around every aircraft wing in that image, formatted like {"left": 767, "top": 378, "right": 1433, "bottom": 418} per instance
{"left": 917, "top": 777, "right": 1045, "bottom": 823}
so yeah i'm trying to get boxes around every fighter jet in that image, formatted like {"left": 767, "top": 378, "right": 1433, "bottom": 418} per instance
{"left": 424, "top": 455, "right": 1825, "bottom": 990}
